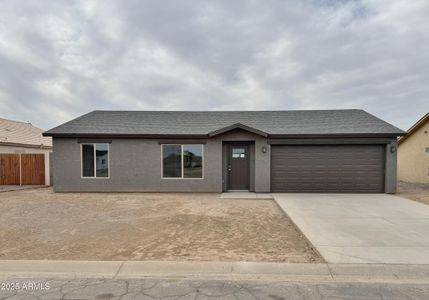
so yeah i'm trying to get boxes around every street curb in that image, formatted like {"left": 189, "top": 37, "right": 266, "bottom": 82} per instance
{"left": 1, "top": 261, "right": 429, "bottom": 283}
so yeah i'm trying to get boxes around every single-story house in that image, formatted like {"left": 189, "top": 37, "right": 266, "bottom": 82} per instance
{"left": 43, "top": 109, "right": 404, "bottom": 193}
{"left": 398, "top": 113, "right": 429, "bottom": 183}
{"left": 0, "top": 117, "right": 52, "bottom": 185}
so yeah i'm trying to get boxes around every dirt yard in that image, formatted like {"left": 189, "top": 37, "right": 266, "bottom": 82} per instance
{"left": 0, "top": 188, "right": 321, "bottom": 263}
{"left": 397, "top": 181, "right": 429, "bottom": 205}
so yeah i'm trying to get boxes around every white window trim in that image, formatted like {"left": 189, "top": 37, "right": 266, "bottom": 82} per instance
{"left": 81, "top": 143, "right": 110, "bottom": 179}
{"left": 161, "top": 144, "right": 204, "bottom": 180}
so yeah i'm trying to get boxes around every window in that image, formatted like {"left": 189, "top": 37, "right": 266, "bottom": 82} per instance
{"left": 232, "top": 148, "right": 246, "bottom": 158}
{"left": 96, "top": 144, "right": 109, "bottom": 177}
{"left": 162, "top": 144, "right": 203, "bottom": 178}
{"left": 82, "top": 144, "right": 94, "bottom": 177}
{"left": 426, "top": 147, "right": 429, "bottom": 153}
{"left": 162, "top": 145, "right": 182, "bottom": 178}
{"left": 81, "top": 143, "right": 109, "bottom": 178}
{"left": 183, "top": 144, "right": 203, "bottom": 178}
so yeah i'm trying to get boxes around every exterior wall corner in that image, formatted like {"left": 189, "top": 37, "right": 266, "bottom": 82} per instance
{"left": 385, "top": 139, "right": 398, "bottom": 193}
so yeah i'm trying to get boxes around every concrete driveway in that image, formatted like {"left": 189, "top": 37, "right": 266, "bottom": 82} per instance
{"left": 274, "top": 194, "right": 429, "bottom": 264}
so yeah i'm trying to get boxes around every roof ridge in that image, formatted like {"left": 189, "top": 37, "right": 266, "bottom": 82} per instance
{"left": 0, "top": 117, "right": 38, "bottom": 127}
{"left": 92, "top": 109, "right": 363, "bottom": 113}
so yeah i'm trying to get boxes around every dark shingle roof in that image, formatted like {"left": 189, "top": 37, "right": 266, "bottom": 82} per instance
{"left": 43, "top": 110, "right": 405, "bottom": 137}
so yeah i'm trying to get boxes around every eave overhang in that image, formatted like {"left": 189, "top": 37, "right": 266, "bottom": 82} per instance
{"left": 43, "top": 131, "right": 404, "bottom": 140}
{"left": 398, "top": 113, "right": 429, "bottom": 145}
{"left": 0, "top": 141, "right": 52, "bottom": 150}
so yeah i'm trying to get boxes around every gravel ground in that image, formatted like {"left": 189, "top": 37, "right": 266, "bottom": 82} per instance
{"left": 0, "top": 185, "right": 44, "bottom": 193}
{"left": 397, "top": 181, "right": 429, "bottom": 205}
{"left": 0, "top": 188, "right": 321, "bottom": 263}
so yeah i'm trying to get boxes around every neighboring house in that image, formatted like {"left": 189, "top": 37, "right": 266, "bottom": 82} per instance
{"left": 43, "top": 110, "right": 404, "bottom": 193}
{"left": 0, "top": 118, "right": 52, "bottom": 185}
{"left": 398, "top": 113, "right": 429, "bottom": 183}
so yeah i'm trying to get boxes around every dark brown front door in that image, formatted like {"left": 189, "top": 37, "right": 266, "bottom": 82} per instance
{"left": 227, "top": 143, "right": 250, "bottom": 190}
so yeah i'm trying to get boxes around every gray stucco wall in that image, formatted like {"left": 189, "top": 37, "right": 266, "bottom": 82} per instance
{"left": 52, "top": 132, "right": 396, "bottom": 193}
{"left": 385, "top": 139, "right": 398, "bottom": 194}
{"left": 52, "top": 129, "right": 271, "bottom": 192}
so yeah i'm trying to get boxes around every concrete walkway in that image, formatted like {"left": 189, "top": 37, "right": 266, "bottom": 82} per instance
{"left": 220, "top": 192, "right": 273, "bottom": 199}
{"left": 274, "top": 193, "right": 429, "bottom": 264}
{"left": 1, "top": 260, "right": 429, "bottom": 283}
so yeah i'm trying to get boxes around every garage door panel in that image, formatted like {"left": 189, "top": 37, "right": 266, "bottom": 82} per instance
{"left": 271, "top": 145, "right": 385, "bottom": 193}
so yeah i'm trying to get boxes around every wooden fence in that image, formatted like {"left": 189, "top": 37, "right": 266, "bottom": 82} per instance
{"left": 0, "top": 153, "right": 45, "bottom": 185}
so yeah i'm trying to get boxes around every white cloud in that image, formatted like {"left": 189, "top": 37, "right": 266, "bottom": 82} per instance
{"left": 0, "top": 0, "right": 427, "bottom": 130}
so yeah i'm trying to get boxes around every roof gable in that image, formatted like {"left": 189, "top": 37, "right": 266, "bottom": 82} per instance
{"left": 398, "top": 113, "right": 429, "bottom": 145}
{"left": 208, "top": 123, "right": 268, "bottom": 137}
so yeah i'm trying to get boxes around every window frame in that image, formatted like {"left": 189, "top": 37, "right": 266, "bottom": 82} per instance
{"left": 80, "top": 143, "right": 110, "bottom": 179}
{"left": 161, "top": 144, "right": 204, "bottom": 180}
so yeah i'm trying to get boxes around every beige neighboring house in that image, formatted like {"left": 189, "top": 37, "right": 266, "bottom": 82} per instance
{"left": 0, "top": 118, "right": 52, "bottom": 185}
{"left": 398, "top": 113, "right": 429, "bottom": 183}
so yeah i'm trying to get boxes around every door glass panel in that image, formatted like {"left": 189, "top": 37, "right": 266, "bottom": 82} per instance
{"left": 232, "top": 148, "right": 245, "bottom": 158}
{"left": 183, "top": 144, "right": 203, "bottom": 178}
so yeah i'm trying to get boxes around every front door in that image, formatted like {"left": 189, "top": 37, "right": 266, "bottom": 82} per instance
{"left": 227, "top": 143, "right": 250, "bottom": 190}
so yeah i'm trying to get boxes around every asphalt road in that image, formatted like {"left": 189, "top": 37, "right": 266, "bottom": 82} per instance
{"left": 1, "top": 278, "right": 429, "bottom": 300}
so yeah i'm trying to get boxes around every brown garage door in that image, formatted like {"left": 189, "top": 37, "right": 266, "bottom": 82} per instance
{"left": 271, "top": 145, "right": 385, "bottom": 193}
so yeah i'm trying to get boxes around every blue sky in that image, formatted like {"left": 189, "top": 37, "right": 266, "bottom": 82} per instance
{"left": 0, "top": 0, "right": 428, "bottom": 130}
